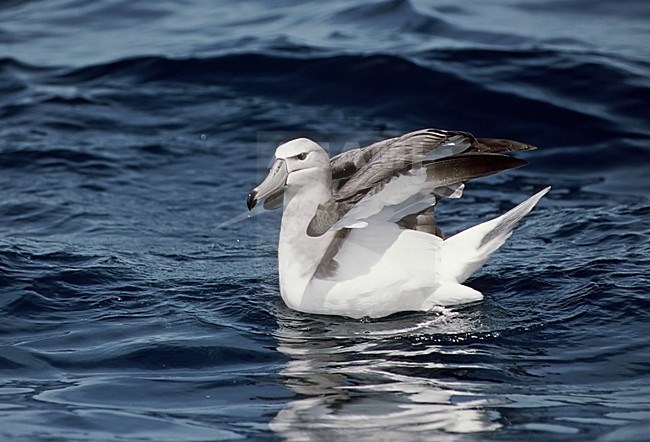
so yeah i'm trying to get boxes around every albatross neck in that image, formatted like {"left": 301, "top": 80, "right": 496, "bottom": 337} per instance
{"left": 278, "top": 171, "right": 335, "bottom": 310}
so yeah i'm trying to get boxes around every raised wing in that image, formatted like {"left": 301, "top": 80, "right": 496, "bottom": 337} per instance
{"left": 307, "top": 152, "right": 527, "bottom": 237}
{"left": 325, "top": 129, "right": 535, "bottom": 237}
{"left": 330, "top": 128, "right": 535, "bottom": 185}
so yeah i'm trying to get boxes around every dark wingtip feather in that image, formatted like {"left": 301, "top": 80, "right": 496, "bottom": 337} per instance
{"left": 475, "top": 138, "right": 537, "bottom": 153}
{"left": 424, "top": 153, "right": 528, "bottom": 187}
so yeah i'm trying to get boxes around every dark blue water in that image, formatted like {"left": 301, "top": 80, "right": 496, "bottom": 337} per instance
{"left": 1, "top": 1, "right": 649, "bottom": 440}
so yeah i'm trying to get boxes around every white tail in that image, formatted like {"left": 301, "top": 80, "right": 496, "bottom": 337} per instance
{"left": 439, "top": 187, "right": 550, "bottom": 284}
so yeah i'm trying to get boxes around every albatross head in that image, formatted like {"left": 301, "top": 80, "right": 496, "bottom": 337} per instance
{"left": 247, "top": 138, "right": 330, "bottom": 210}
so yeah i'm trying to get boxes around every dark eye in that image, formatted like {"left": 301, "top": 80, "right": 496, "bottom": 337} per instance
{"left": 297, "top": 152, "right": 308, "bottom": 160}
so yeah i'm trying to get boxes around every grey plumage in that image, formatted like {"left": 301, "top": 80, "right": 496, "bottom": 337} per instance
{"left": 329, "top": 129, "right": 535, "bottom": 185}
{"left": 261, "top": 128, "right": 536, "bottom": 238}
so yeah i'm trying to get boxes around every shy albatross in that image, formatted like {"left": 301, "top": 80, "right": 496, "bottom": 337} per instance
{"left": 247, "top": 129, "right": 549, "bottom": 319}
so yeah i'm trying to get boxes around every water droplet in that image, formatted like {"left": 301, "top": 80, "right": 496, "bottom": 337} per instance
{"left": 200, "top": 133, "right": 207, "bottom": 140}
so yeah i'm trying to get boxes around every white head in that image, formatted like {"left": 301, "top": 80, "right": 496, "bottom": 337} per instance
{"left": 247, "top": 138, "right": 330, "bottom": 210}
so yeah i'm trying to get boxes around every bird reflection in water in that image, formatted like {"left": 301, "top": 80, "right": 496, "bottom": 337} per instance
{"left": 270, "top": 303, "right": 504, "bottom": 440}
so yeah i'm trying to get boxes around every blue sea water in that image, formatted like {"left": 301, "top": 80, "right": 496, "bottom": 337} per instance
{"left": 1, "top": 0, "right": 649, "bottom": 440}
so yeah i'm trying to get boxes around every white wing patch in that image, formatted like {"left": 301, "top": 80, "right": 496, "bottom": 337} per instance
{"left": 329, "top": 170, "right": 466, "bottom": 232}
{"left": 331, "top": 167, "right": 431, "bottom": 230}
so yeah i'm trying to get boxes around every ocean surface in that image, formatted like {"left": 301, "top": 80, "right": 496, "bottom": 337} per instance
{"left": 1, "top": 0, "right": 649, "bottom": 440}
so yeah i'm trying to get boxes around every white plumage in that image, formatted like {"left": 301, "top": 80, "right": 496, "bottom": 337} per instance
{"left": 247, "top": 131, "right": 549, "bottom": 319}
